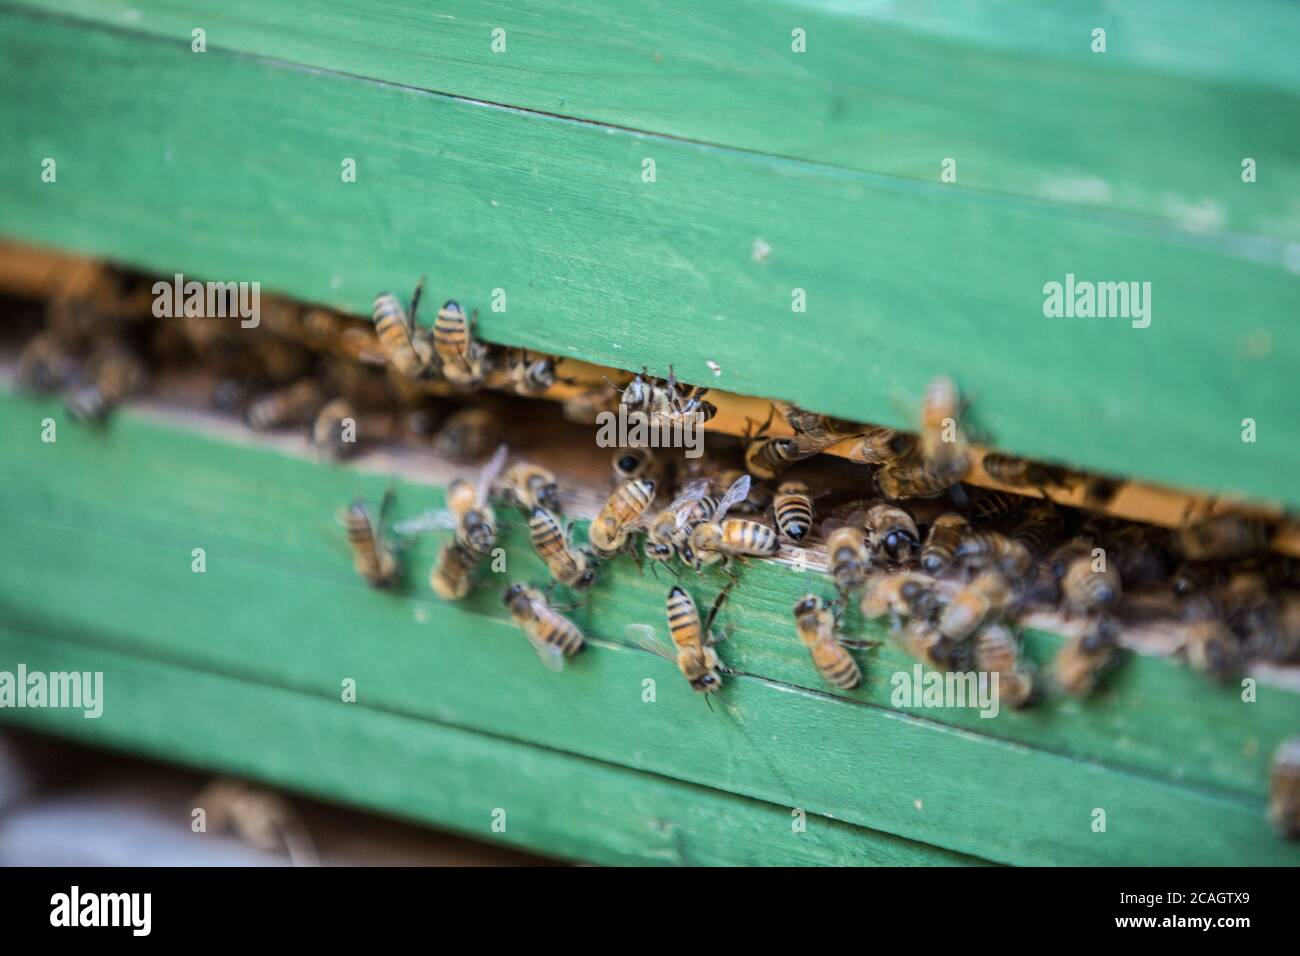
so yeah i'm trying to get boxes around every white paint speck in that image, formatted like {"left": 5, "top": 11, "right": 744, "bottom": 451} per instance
{"left": 706, "top": 360, "right": 722, "bottom": 377}
{"left": 914, "top": 799, "right": 923, "bottom": 811}
{"left": 752, "top": 238, "right": 772, "bottom": 262}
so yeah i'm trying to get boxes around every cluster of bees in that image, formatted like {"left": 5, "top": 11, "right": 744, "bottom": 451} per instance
{"left": 7, "top": 267, "right": 1299, "bottom": 839}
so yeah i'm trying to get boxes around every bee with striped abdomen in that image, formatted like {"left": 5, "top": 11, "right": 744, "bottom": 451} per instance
{"left": 626, "top": 585, "right": 731, "bottom": 694}
{"left": 528, "top": 506, "right": 597, "bottom": 591}
{"left": 446, "top": 446, "right": 509, "bottom": 561}
{"left": 496, "top": 460, "right": 562, "bottom": 515}
{"left": 1052, "top": 614, "right": 1120, "bottom": 698}
{"left": 956, "top": 531, "right": 1033, "bottom": 579}
{"left": 311, "top": 397, "right": 360, "bottom": 459}
{"left": 433, "top": 299, "right": 488, "bottom": 388}
{"left": 686, "top": 475, "right": 780, "bottom": 570}
{"left": 503, "top": 348, "right": 572, "bottom": 398}
{"left": 66, "top": 343, "right": 149, "bottom": 424}
{"left": 342, "top": 489, "right": 399, "bottom": 588}
{"left": 589, "top": 477, "right": 657, "bottom": 559}
{"left": 644, "top": 479, "right": 714, "bottom": 565}
{"left": 896, "top": 619, "right": 973, "bottom": 672}
{"left": 244, "top": 378, "right": 325, "bottom": 432}
{"left": 860, "top": 572, "right": 943, "bottom": 627}
{"left": 773, "top": 481, "right": 816, "bottom": 544}
{"left": 1179, "top": 597, "right": 1241, "bottom": 684}
{"left": 792, "top": 593, "right": 871, "bottom": 689}
{"left": 864, "top": 502, "right": 920, "bottom": 564}
{"left": 503, "top": 582, "right": 585, "bottom": 671}
{"left": 372, "top": 282, "right": 436, "bottom": 380}
{"left": 980, "top": 453, "right": 1072, "bottom": 492}
{"left": 846, "top": 425, "right": 917, "bottom": 466}
{"left": 938, "top": 570, "right": 1015, "bottom": 642}
{"left": 921, "top": 513, "right": 967, "bottom": 574}
{"left": 972, "top": 621, "right": 1037, "bottom": 709}
{"left": 429, "top": 540, "right": 477, "bottom": 601}
{"left": 825, "top": 526, "right": 871, "bottom": 595}
{"left": 966, "top": 490, "right": 1024, "bottom": 523}
{"left": 875, "top": 450, "right": 968, "bottom": 501}
{"left": 772, "top": 401, "right": 859, "bottom": 446}
{"left": 1061, "top": 554, "right": 1123, "bottom": 616}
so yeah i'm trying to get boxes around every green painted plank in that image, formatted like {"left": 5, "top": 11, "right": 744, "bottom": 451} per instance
{"left": 1, "top": 11, "right": 1299, "bottom": 505}
{"left": 1, "top": 393, "right": 1296, "bottom": 865}
{"left": 4, "top": 389, "right": 1299, "bottom": 804}
{"left": 11, "top": 0, "right": 1300, "bottom": 240}
{"left": 0, "top": 627, "right": 980, "bottom": 866}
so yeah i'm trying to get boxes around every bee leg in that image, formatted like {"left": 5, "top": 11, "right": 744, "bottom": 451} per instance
{"left": 378, "top": 482, "right": 397, "bottom": 527}
{"left": 704, "top": 579, "right": 736, "bottom": 635}
{"left": 409, "top": 275, "right": 426, "bottom": 327}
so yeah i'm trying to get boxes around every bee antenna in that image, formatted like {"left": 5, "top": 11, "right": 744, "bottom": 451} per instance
{"left": 704, "top": 694, "right": 714, "bottom": 714}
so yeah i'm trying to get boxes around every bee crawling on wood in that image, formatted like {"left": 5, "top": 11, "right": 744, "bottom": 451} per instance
{"left": 845, "top": 425, "right": 916, "bottom": 466}
{"left": 65, "top": 342, "right": 149, "bottom": 424}
{"left": 1052, "top": 613, "right": 1120, "bottom": 698}
{"left": 503, "top": 582, "right": 585, "bottom": 672}
{"left": 686, "top": 474, "right": 781, "bottom": 571}
{"left": 937, "top": 570, "right": 1016, "bottom": 642}
{"left": 643, "top": 478, "right": 715, "bottom": 567}
{"left": 921, "top": 512, "right": 967, "bottom": 574}
{"left": 863, "top": 502, "right": 921, "bottom": 565}
{"left": 972, "top": 621, "right": 1038, "bottom": 709}
{"left": 860, "top": 572, "right": 943, "bottom": 630}
{"left": 626, "top": 583, "right": 733, "bottom": 694}
{"left": 529, "top": 505, "right": 598, "bottom": 592}
{"left": 372, "top": 280, "right": 437, "bottom": 380}
{"left": 588, "top": 477, "right": 658, "bottom": 560}
{"left": 772, "top": 481, "right": 817, "bottom": 544}
{"left": 495, "top": 460, "right": 563, "bottom": 514}
{"left": 1269, "top": 737, "right": 1300, "bottom": 840}
{"left": 311, "top": 397, "right": 361, "bottom": 459}
{"left": 609, "top": 365, "right": 716, "bottom": 425}
{"left": 771, "top": 400, "right": 860, "bottom": 446}
{"left": 341, "top": 487, "right": 401, "bottom": 589}
{"left": 792, "top": 593, "right": 876, "bottom": 690}
{"left": 432, "top": 297, "right": 490, "bottom": 389}
{"left": 501, "top": 348, "right": 575, "bottom": 398}
{"left": 743, "top": 408, "right": 824, "bottom": 480}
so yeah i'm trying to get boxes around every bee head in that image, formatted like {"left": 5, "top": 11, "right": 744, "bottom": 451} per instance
{"left": 502, "top": 583, "right": 525, "bottom": 607}
{"left": 883, "top": 530, "right": 918, "bottom": 561}
{"left": 537, "top": 483, "right": 562, "bottom": 513}
{"left": 692, "top": 673, "right": 722, "bottom": 693}
{"left": 645, "top": 541, "right": 674, "bottom": 561}
{"left": 793, "top": 594, "right": 819, "bottom": 617}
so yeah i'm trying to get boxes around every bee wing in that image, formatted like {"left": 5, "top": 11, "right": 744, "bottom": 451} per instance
{"left": 668, "top": 479, "right": 712, "bottom": 530}
{"left": 392, "top": 508, "right": 457, "bottom": 535}
{"left": 525, "top": 631, "right": 567, "bottom": 673}
{"left": 624, "top": 624, "right": 677, "bottom": 663}
{"left": 475, "top": 444, "right": 510, "bottom": 503}
{"left": 712, "top": 474, "right": 752, "bottom": 523}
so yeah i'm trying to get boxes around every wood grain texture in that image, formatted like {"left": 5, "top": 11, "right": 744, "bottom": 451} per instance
{"left": 0, "top": 10, "right": 1298, "bottom": 507}
{"left": 11, "top": 0, "right": 1300, "bottom": 240}
{"left": 2, "top": 389, "right": 1297, "bottom": 865}
{"left": 0, "top": 628, "right": 982, "bottom": 866}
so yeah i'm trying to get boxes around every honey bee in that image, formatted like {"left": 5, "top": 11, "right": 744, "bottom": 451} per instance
{"left": 972, "top": 621, "right": 1036, "bottom": 709}
{"left": 503, "top": 348, "right": 570, "bottom": 397}
{"left": 16, "top": 333, "right": 78, "bottom": 393}
{"left": 938, "top": 570, "right": 1015, "bottom": 642}
{"left": 244, "top": 378, "right": 324, "bottom": 431}
{"left": 919, "top": 376, "right": 970, "bottom": 476}
{"left": 896, "top": 619, "right": 973, "bottom": 671}
{"left": 956, "top": 531, "right": 1033, "bottom": 578}
{"left": 792, "top": 594, "right": 866, "bottom": 690}
{"left": 712, "top": 468, "right": 772, "bottom": 516}
{"left": 1241, "top": 594, "right": 1300, "bottom": 664}
{"left": 773, "top": 481, "right": 816, "bottom": 544}
{"left": 446, "top": 450, "right": 508, "bottom": 561}
{"left": 496, "top": 461, "right": 563, "bottom": 514}
{"left": 429, "top": 540, "right": 477, "bottom": 601}
{"left": 312, "top": 397, "right": 360, "bottom": 459}
{"left": 1052, "top": 614, "right": 1120, "bottom": 697}
{"left": 372, "top": 283, "right": 436, "bottom": 379}
{"left": 66, "top": 343, "right": 148, "bottom": 424}
{"left": 875, "top": 454, "right": 967, "bottom": 500}
{"left": 612, "top": 448, "right": 656, "bottom": 483}
{"left": 1060, "top": 554, "right": 1122, "bottom": 615}
{"left": 921, "top": 513, "right": 967, "bottom": 574}
{"left": 1048, "top": 536, "right": 1098, "bottom": 580}
{"left": 1176, "top": 514, "right": 1270, "bottom": 561}
{"left": 966, "top": 490, "right": 1024, "bottom": 522}
{"left": 431, "top": 406, "right": 503, "bottom": 462}
{"left": 864, "top": 502, "right": 920, "bottom": 564}
{"left": 562, "top": 384, "right": 621, "bottom": 425}
{"left": 342, "top": 490, "right": 399, "bottom": 588}
{"left": 845, "top": 426, "right": 917, "bottom": 465}
{"left": 528, "top": 506, "right": 596, "bottom": 591}
{"left": 588, "top": 477, "right": 657, "bottom": 559}
{"left": 685, "top": 475, "right": 780, "bottom": 570}
{"left": 825, "top": 526, "right": 871, "bottom": 594}
{"left": 644, "top": 479, "right": 714, "bottom": 564}
{"left": 772, "top": 401, "right": 858, "bottom": 445}
{"left": 1268, "top": 737, "right": 1300, "bottom": 839}
{"left": 626, "top": 585, "right": 730, "bottom": 693}
{"left": 432, "top": 299, "right": 489, "bottom": 388}
{"left": 503, "top": 583, "right": 585, "bottom": 671}
{"left": 1011, "top": 505, "right": 1064, "bottom": 557}
{"left": 1179, "top": 598, "right": 1241, "bottom": 683}
{"left": 613, "top": 366, "right": 716, "bottom": 424}
{"left": 743, "top": 427, "right": 824, "bottom": 480}
{"left": 980, "top": 453, "right": 1072, "bottom": 491}
{"left": 860, "top": 572, "right": 943, "bottom": 625}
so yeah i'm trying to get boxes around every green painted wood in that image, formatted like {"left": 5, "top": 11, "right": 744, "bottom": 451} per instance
{"left": 2, "top": 391, "right": 1297, "bottom": 865}
{"left": 12, "top": 0, "right": 1300, "bottom": 241}
{"left": 1, "top": 11, "right": 1299, "bottom": 506}
{"left": 0, "top": 628, "right": 982, "bottom": 866}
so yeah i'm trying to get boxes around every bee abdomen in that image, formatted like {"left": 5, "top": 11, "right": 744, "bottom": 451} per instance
{"left": 722, "top": 519, "right": 780, "bottom": 556}
{"left": 815, "top": 644, "right": 862, "bottom": 689}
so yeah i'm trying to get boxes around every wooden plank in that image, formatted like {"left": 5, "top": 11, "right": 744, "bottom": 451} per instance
{"left": 2, "top": 390, "right": 1296, "bottom": 865}
{"left": 12, "top": 0, "right": 1300, "bottom": 240}
{"left": 1, "top": 11, "right": 1298, "bottom": 506}
{"left": 0, "top": 628, "right": 980, "bottom": 866}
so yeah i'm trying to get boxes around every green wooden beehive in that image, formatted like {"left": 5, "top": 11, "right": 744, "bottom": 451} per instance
{"left": 1, "top": 1, "right": 1298, "bottom": 865}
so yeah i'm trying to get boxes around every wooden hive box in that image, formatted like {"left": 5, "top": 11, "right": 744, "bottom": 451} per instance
{"left": 1, "top": 1, "right": 1298, "bottom": 865}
